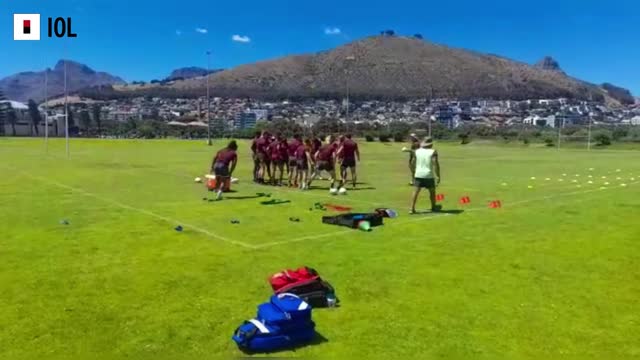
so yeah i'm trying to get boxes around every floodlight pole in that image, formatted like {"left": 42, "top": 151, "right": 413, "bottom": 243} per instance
{"left": 64, "top": 59, "right": 69, "bottom": 158}
{"left": 428, "top": 86, "right": 433, "bottom": 137}
{"left": 587, "top": 116, "right": 592, "bottom": 151}
{"left": 345, "top": 56, "right": 355, "bottom": 135}
{"left": 557, "top": 117, "right": 563, "bottom": 150}
{"left": 44, "top": 68, "right": 48, "bottom": 153}
{"left": 206, "top": 50, "right": 212, "bottom": 146}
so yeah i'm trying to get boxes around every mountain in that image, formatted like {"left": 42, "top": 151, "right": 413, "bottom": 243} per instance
{"left": 0, "top": 60, "right": 125, "bottom": 103}
{"left": 165, "top": 67, "right": 223, "bottom": 81}
{"left": 149, "top": 36, "right": 615, "bottom": 102}
{"left": 600, "top": 83, "right": 635, "bottom": 105}
{"left": 534, "top": 56, "right": 563, "bottom": 72}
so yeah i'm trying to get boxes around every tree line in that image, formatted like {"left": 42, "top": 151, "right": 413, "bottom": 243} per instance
{"left": 1, "top": 94, "right": 638, "bottom": 147}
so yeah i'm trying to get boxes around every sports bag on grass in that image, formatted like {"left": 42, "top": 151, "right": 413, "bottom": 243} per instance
{"left": 270, "top": 267, "right": 319, "bottom": 291}
{"left": 233, "top": 293, "right": 316, "bottom": 353}
{"left": 322, "top": 213, "right": 383, "bottom": 229}
{"left": 269, "top": 267, "right": 339, "bottom": 308}
{"left": 232, "top": 318, "right": 315, "bottom": 353}
{"left": 257, "top": 293, "right": 312, "bottom": 328}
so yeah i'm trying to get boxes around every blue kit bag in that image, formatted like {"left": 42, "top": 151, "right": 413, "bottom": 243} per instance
{"left": 233, "top": 293, "right": 316, "bottom": 352}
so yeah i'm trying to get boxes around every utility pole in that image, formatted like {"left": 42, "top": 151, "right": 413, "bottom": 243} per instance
{"left": 64, "top": 59, "right": 69, "bottom": 158}
{"left": 345, "top": 56, "right": 355, "bottom": 133}
{"left": 557, "top": 116, "right": 563, "bottom": 150}
{"left": 206, "top": 50, "right": 212, "bottom": 146}
{"left": 587, "top": 115, "right": 593, "bottom": 150}
{"left": 44, "top": 68, "right": 48, "bottom": 153}
{"left": 428, "top": 86, "right": 433, "bottom": 137}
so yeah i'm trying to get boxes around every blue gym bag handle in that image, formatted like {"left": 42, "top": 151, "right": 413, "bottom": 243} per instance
{"left": 271, "top": 293, "right": 308, "bottom": 318}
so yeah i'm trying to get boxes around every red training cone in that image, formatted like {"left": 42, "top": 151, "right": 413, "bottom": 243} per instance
{"left": 488, "top": 200, "right": 502, "bottom": 209}
{"left": 436, "top": 194, "right": 445, "bottom": 202}
{"left": 459, "top": 196, "right": 471, "bottom": 205}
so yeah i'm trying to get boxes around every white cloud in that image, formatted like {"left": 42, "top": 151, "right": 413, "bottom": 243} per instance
{"left": 176, "top": 30, "right": 182, "bottom": 36}
{"left": 195, "top": 28, "right": 208, "bottom": 34}
{"left": 324, "top": 27, "right": 341, "bottom": 35}
{"left": 232, "top": 34, "right": 251, "bottom": 43}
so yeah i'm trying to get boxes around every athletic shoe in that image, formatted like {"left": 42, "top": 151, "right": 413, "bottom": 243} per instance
{"left": 431, "top": 205, "right": 442, "bottom": 212}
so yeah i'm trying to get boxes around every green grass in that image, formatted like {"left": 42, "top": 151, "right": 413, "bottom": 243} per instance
{"left": 1, "top": 137, "right": 639, "bottom": 358}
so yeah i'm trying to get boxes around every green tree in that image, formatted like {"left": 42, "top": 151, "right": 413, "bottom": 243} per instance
{"left": 80, "top": 110, "right": 92, "bottom": 131}
{"left": 92, "top": 104, "right": 102, "bottom": 133}
{"left": 594, "top": 132, "right": 612, "bottom": 146}
{"left": 459, "top": 133, "right": 471, "bottom": 145}
{"left": 612, "top": 127, "right": 628, "bottom": 141}
{"left": 544, "top": 137, "right": 555, "bottom": 147}
{"left": 27, "top": 99, "right": 41, "bottom": 136}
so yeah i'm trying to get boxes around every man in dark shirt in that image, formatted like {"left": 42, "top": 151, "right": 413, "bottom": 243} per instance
{"left": 210, "top": 140, "right": 238, "bottom": 200}
{"left": 337, "top": 134, "right": 360, "bottom": 188}
{"left": 308, "top": 135, "right": 338, "bottom": 190}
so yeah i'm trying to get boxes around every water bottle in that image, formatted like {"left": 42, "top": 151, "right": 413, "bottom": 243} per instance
{"left": 326, "top": 293, "right": 337, "bottom": 308}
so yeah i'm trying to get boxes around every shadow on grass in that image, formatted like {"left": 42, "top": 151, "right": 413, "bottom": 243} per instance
{"left": 203, "top": 192, "right": 270, "bottom": 202}
{"left": 224, "top": 194, "right": 269, "bottom": 201}
{"left": 237, "top": 331, "right": 329, "bottom": 356}
{"left": 411, "top": 209, "right": 465, "bottom": 215}
{"left": 308, "top": 186, "right": 376, "bottom": 191}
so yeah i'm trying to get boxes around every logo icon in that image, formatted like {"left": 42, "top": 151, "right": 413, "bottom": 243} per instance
{"left": 14, "top": 14, "right": 41, "bottom": 41}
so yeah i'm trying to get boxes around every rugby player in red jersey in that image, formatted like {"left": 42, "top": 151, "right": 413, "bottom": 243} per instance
{"left": 209, "top": 140, "right": 238, "bottom": 200}
{"left": 268, "top": 133, "right": 288, "bottom": 186}
{"left": 255, "top": 131, "right": 271, "bottom": 184}
{"left": 336, "top": 134, "right": 360, "bottom": 188}
{"left": 250, "top": 131, "right": 261, "bottom": 182}
{"left": 294, "top": 138, "right": 314, "bottom": 190}
{"left": 287, "top": 134, "right": 302, "bottom": 187}
{"left": 308, "top": 135, "right": 338, "bottom": 190}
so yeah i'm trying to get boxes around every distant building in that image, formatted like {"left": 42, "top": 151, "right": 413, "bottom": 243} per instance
{"left": 556, "top": 113, "right": 585, "bottom": 126}
{"left": 233, "top": 111, "right": 257, "bottom": 129}
{"left": 249, "top": 109, "right": 269, "bottom": 121}
{"left": 631, "top": 116, "right": 640, "bottom": 126}
{"left": 524, "top": 114, "right": 556, "bottom": 127}
{"left": 431, "top": 110, "right": 459, "bottom": 129}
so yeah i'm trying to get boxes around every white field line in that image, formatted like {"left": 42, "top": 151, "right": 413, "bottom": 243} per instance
{"left": 17, "top": 171, "right": 255, "bottom": 249}
{"left": 255, "top": 181, "right": 639, "bottom": 249}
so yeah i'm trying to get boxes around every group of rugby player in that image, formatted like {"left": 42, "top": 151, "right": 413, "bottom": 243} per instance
{"left": 209, "top": 131, "right": 440, "bottom": 213}
{"left": 251, "top": 131, "right": 360, "bottom": 191}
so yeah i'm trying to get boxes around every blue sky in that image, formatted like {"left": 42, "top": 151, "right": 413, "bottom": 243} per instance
{"left": 2, "top": 0, "right": 639, "bottom": 94}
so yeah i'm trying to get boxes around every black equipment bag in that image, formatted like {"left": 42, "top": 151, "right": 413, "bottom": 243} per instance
{"left": 322, "top": 213, "right": 383, "bottom": 229}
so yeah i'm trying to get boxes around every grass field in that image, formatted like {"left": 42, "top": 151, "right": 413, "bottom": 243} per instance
{"left": 1, "top": 137, "right": 639, "bottom": 358}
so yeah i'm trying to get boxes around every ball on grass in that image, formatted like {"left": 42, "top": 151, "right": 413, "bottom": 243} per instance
{"left": 338, "top": 187, "right": 347, "bottom": 195}
{"left": 329, "top": 188, "right": 338, "bottom": 195}
{"left": 194, "top": 177, "right": 202, "bottom": 183}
